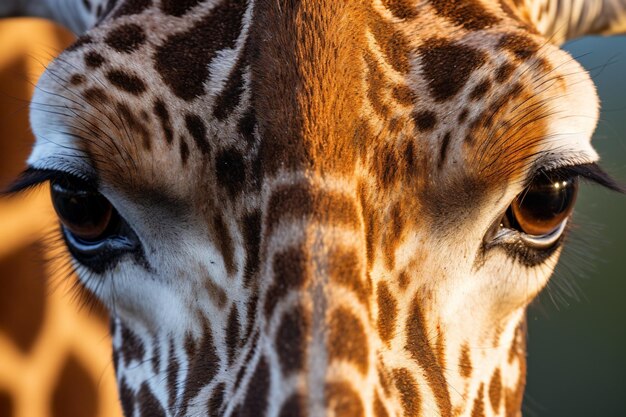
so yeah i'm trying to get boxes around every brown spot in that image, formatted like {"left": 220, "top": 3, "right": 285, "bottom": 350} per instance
{"left": 160, "top": 0, "right": 202, "bottom": 16}
{"left": 106, "top": 69, "right": 146, "bottom": 94}
{"left": 137, "top": 383, "right": 166, "bottom": 417}
{"left": 368, "top": 9, "right": 411, "bottom": 74}
{"left": 509, "top": 320, "right": 526, "bottom": 363}
{"left": 276, "top": 304, "right": 309, "bottom": 375}
{"left": 213, "top": 214, "right": 236, "bottom": 275}
{"left": 82, "top": 87, "right": 109, "bottom": 104}
{"left": 419, "top": 38, "right": 486, "bottom": 102}
{"left": 403, "top": 139, "right": 416, "bottom": 173}
{"left": 438, "top": 131, "right": 451, "bottom": 168}
{"left": 471, "top": 384, "right": 486, "bottom": 417}
{"left": 242, "top": 296, "right": 259, "bottom": 344}
{"left": 405, "top": 300, "right": 452, "bottom": 417}
{"left": 265, "top": 184, "right": 360, "bottom": 237}
{"left": 489, "top": 368, "right": 503, "bottom": 413}
{"left": 112, "top": 0, "right": 152, "bottom": 18}
{"left": 215, "top": 147, "right": 246, "bottom": 198}
{"left": 105, "top": 23, "right": 146, "bottom": 53}
{"left": 185, "top": 332, "right": 197, "bottom": 359}
{"left": 505, "top": 322, "right": 527, "bottom": 416}
{"left": 383, "top": 202, "right": 405, "bottom": 269}
{"left": 470, "top": 79, "right": 492, "bottom": 100}
{"left": 153, "top": 99, "right": 174, "bottom": 144}
{"left": 377, "top": 365, "right": 392, "bottom": 395}
{"left": 238, "top": 108, "right": 257, "bottom": 145}
{"left": 119, "top": 378, "right": 135, "bottom": 417}
{"left": 495, "top": 62, "right": 515, "bottom": 83}
{"left": 413, "top": 110, "right": 438, "bottom": 132}
{"left": 459, "top": 344, "right": 473, "bottom": 378}
{"left": 120, "top": 323, "right": 145, "bottom": 366}
{"left": 84, "top": 51, "right": 105, "bottom": 68}
{"left": 382, "top": 0, "right": 418, "bottom": 19}
{"left": 458, "top": 108, "right": 469, "bottom": 123}
{"left": 326, "top": 382, "right": 364, "bottom": 417}
{"left": 66, "top": 35, "right": 93, "bottom": 51}
{"left": 185, "top": 113, "right": 211, "bottom": 155}
{"left": 392, "top": 368, "right": 421, "bottom": 416}
{"left": 179, "top": 321, "right": 220, "bottom": 415}
{"left": 208, "top": 383, "right": 226, "bottom": 416}
{"left": 364, "top": 52, "right": 391, "bottom": 117}
{"left": 166, "top": 340, "right": 180, "bottom": 409}
{"left": 373, "top": 392, "right": 390, "bottom": 417}
{"left": 264, "top": 246, "right": 307, "bottom": 317}
{"left": 226, "top": 305, "right": 241, "bottom": 365}
{"left": 0, "top": 243, "right": 46, "bottom": 353}
{"left": 279, "top": 394, "right": 307, "bottom": 417}
{"left": 436, "top": 331, "right": 447, "bottom": 371}
{"left": 398, "top": 269, "right": 410, "bottom": 289}
{"left": 377, "top": 282, "right": 397, "bottom": 345}
{"left": 70, "top": 74, "right": 86, "bottom": 85}
{"left": 374, "top": 143, "right": 400, "bottom": 187}
{"left": 154, "top": 1, "right": 246, "bottom": 100}
{"left": 430, "top": 0, "right": 500, "bottom": 30}
{"left": 117, "top": 102, "right": 151, "bottom": 150}
{"left": 359, "top": 185, "right": 378, "bottom": 270}
{"left": 52, "top": 354, "right": 99, "bottom": 417}
{"left": 328, "top": 307, "right": 369, "bottom": 374}
{"left": 240, "top": 358, "right": 271, "bottom": 417}
{"left": 392, "top": 84, "right": 416, "bottom": 105}
{"left": 242, "top": 211, "right": 261, "bottom": 287}
{"left": 179, "top": 137, "right": 190, "bottom": 165}
{"left": 328, "top": 247, "right": 368, "bottom": 307}
{"left": 499, "top": 33, "right": 540, "bottom": 60}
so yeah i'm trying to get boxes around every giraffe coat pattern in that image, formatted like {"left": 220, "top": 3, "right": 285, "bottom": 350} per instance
{"left": 2, "top": 0, "right": 626, "bottom": 416}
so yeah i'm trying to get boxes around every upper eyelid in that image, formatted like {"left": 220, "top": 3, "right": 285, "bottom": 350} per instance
{"left": 1, "top": 167, "right": 97, "bottom": 196}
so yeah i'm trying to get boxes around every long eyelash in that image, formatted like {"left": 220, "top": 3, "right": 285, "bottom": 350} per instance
{"left": 539, "top": 163, "right": 625, "bottom": 193}
{"left": 2, "top": 167, "right": 97, "bottom": 196}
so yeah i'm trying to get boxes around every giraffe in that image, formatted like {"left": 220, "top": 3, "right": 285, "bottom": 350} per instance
{"left": 1, "top": 0, "right": 626, "bottom": 416}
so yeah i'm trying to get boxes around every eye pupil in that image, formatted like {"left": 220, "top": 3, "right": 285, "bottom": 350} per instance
{"left": 510, "top": 174, "right": 578, "bottom": 236}
{"left": 50, "top": 179, "right": 114, "bottom": 241}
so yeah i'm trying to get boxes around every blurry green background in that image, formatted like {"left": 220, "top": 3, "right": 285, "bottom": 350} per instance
{"left": 525, "top": 36, "right": 626, "bottom": 417}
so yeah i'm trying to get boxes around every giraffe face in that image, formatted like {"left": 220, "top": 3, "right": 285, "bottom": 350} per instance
{"left": 10, "top": 0, "right": 617, "bottom": 416}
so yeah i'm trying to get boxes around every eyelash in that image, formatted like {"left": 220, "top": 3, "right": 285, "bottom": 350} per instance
{"left": 2, "top": 168, "right": 98, "bottom": 196}
{"left": 524, "top": 163, "right": 622, "bottom": 193}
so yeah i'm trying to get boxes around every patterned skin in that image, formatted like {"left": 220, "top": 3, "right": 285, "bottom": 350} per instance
{"left": 2, "top": 0, "right": 626, "bottom": 416}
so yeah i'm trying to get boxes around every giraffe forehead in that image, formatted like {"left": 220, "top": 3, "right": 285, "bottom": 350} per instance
{"left": 29, "top": 0, "right": 596, "bottom": 216}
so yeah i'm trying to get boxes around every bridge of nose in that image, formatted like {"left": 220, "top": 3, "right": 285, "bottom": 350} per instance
{"left": 255, "top": 175, "right": 387, "bottom": 415}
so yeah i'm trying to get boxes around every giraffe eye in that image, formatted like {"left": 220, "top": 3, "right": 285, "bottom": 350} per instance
{"left": 51, "top": 177, "right": 117, "bottom": 242}
{"left": 49, "top": 175, "right": 142, "bottom": 273}
{"left": 503, "top": 172, "right": 578, "bottom": 247}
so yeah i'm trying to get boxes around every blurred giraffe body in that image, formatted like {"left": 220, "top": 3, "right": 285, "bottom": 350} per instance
{"left": 1, "top": 0, "right": 626, "bottom": 416}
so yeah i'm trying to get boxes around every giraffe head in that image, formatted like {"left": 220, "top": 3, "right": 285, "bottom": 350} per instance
{"left": 3, "top": 0, "right": 625, "bottom": 416}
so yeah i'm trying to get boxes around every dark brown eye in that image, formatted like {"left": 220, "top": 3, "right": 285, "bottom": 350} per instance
{"left": 508, "top": 173, "right": 578, "bottom": 236}
{"left": 50, "top": 177, "right": 115, "bottom": 242}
